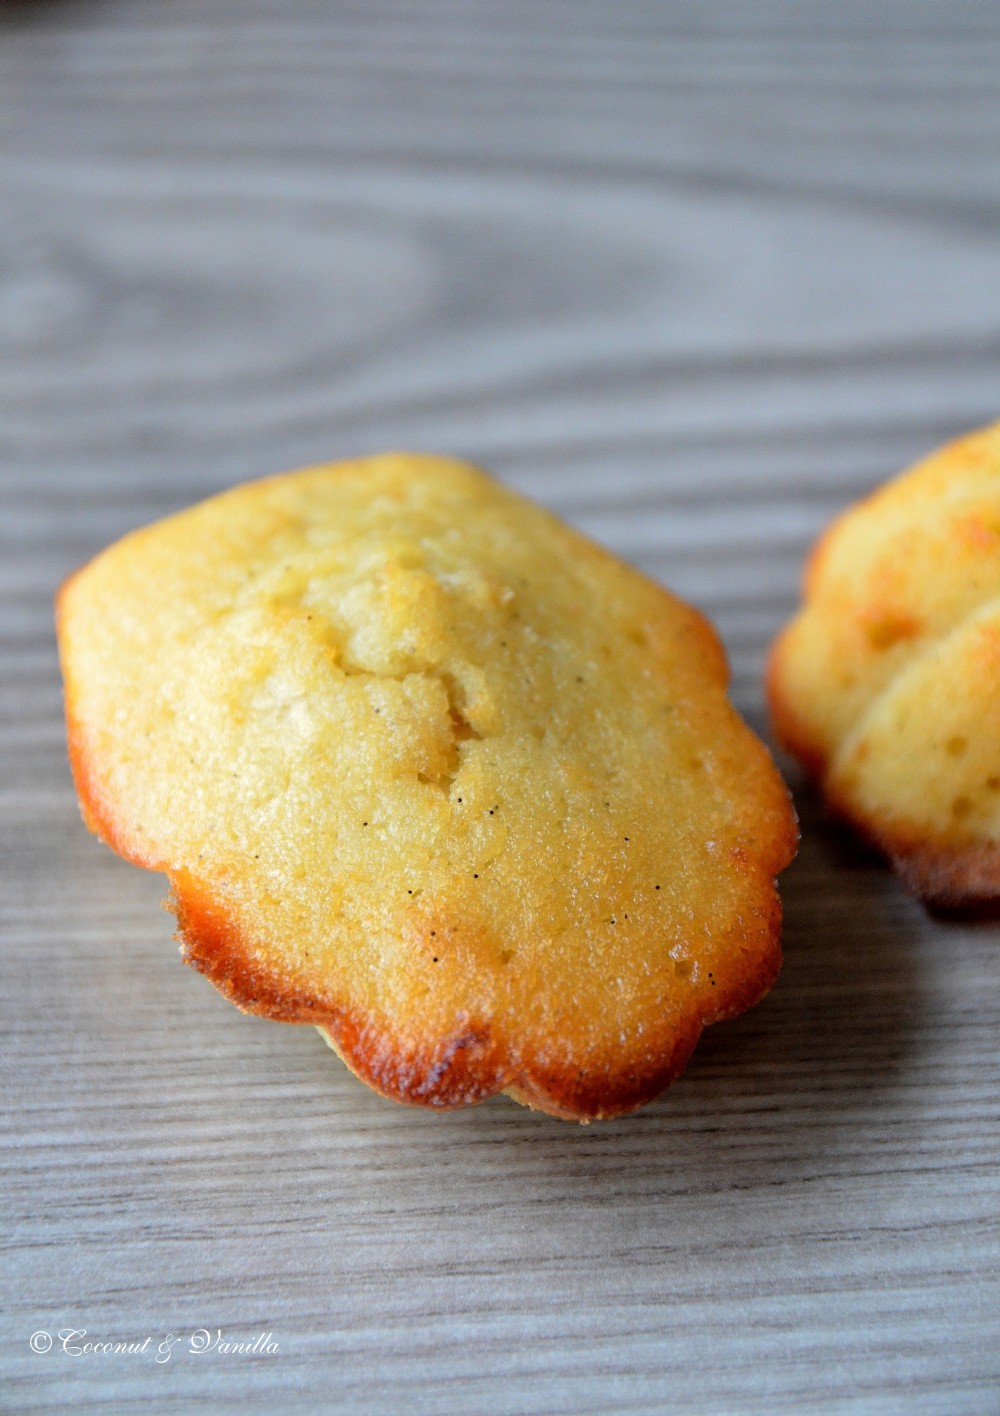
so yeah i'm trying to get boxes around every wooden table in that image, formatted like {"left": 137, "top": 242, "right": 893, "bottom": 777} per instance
{"left": 4, "top": 3, "right": 999, "bottom": 1411}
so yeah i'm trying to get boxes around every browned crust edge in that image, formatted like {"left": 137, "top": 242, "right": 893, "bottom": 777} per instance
{"left": 891, "top": 841, "right": 1000, "bottom": 909}
{"left": 168, "top": 867, "right": 786, "bottom": 1121}
{"left": 823, "top": 782, "right": 1000, "bottom": 909}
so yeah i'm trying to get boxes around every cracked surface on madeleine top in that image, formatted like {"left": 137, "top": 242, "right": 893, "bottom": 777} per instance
{"left": 57, "top": 453, "right": 796, "bottom": 1118}
{"left": 768, "top": 420, "right": 1000, "bottom": 905}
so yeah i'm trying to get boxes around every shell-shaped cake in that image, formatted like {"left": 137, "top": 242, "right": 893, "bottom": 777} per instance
{"left": 768, "top": 421, "right": 1000, "bottom": 906}
{"left": 58, "top": 454, "right": 796, "bottom": 1118}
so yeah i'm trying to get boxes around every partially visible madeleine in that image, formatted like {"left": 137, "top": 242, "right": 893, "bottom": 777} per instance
{"left": 768, "top": 420, "right": 1000, "bottom": 907}
{"left": 57, "top": 453, "right": 796, "bottom": 1119}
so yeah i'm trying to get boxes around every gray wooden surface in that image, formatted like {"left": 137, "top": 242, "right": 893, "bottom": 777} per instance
{"left": 3, "top": 3, "right": 1000, "bottom": 1413}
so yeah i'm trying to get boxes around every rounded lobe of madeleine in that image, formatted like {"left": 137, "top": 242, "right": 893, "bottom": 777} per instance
{"left": 57, "top": 452, "right": 797, "bottom": 1118}
{"left": 768, "top": 420, "right": 1000, "bottom": 907}
{"left": 169, "top": 864, "right": 786, "bottom": 1122}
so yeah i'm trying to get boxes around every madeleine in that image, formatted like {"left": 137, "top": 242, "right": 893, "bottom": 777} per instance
{"left": 58, "top": 454, "right": 796, "bottom": 1118}
{"left": 769, "top": 421, "right": 1000, "bottom": 907}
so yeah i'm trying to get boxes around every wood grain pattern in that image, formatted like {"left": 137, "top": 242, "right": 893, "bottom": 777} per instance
{"left": 2, "top": 2, "right": 999, "bottom": 1411}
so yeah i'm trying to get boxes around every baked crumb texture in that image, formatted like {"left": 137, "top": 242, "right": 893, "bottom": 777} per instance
{"left": 768, "top": 420, "right": 1000, "bottom": 908}
{"left": 58, "top": 454, "right": 796, "bottom": 1119}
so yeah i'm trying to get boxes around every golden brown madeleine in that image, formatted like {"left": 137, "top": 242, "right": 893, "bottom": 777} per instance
{"left": 768, "top": 421, "right": 1000, "bottom": 907}
{"left": 57, "top": 454, "right": 796, "bottom": 1119}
